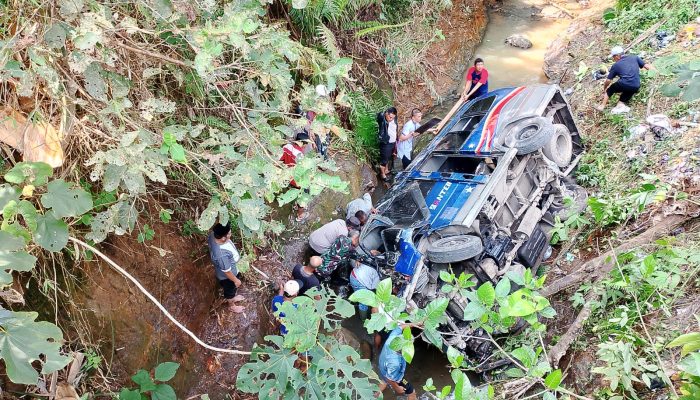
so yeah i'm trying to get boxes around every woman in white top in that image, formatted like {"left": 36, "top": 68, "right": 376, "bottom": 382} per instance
{"left": 397, "top": 109, "right": 422, "bottom": 169}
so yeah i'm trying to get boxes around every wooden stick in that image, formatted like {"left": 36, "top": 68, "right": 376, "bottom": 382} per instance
{"left": 433, "top": 98, "right": 464, "bottom": 135}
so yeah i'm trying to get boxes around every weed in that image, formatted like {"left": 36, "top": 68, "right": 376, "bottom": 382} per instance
{"left": 137, "top": 224, "right": 156, "bottom": 243}
{"left": 181, "top": 219, "right": 205, "bottom": 237}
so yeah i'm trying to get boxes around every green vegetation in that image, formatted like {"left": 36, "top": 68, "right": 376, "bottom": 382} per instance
{"left": 604, "top": 0, "right": 698, "bottom": 36}
{"left": 119, "top": 362, "right": 180, "bottom": 400}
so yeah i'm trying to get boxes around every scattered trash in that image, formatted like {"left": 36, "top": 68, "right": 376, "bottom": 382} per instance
{"left": 628, "top": 124, "right": 649, "bottom": 140}
{"left": 646, "top": 114, "right": 672, "bottom": 132}
{"left": 592, "top": 67, "right": 608, "bottom": 80}
{"left": 564, "top": 87, "right": 574, "bottom": 96}
{"left": 650, "top": 30, "right": 676, "bottom": 48}
{"left": 626, "top": 149, "right": 638, "bottom": 160}
{"left": 565, "top": 252, "right": 575, "bottom": 262}
{"left": 611, "top": 103, "right": 630, "bottom": 114}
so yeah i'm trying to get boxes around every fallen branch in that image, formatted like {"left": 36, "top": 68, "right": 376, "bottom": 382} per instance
{"left": 545, "top": 214, "right": 693, "bottom": 367}
{"left": 69, "top": 237, "right": 251, "bottom": 355}
{"left": 624, "top": 19, "right": 666, "bottom": 52}
{"left": 541, "top": 215, "right": 687, "bottom": 297}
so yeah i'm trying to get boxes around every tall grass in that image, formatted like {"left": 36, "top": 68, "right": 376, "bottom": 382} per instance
{"left": 347, "top": 90, "right": 393, "bottom": 163}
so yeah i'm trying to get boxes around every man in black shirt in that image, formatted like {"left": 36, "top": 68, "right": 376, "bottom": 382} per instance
{"left": 292, "top": 259, "right": 321, "bottom": 296}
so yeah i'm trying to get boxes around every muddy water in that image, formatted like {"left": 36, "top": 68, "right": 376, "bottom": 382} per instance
{"left": 428, "top": 0, "right": 570, "bottom": 120}
{"left": 474, "top": 1, "right": 568, "bottom": 88}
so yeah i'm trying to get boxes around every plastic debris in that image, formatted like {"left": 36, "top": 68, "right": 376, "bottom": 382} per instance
{"left": 565, "top": 252, "right": 575, "bottom": 262}
{"left": 611, "top": 103, "right": 630, "bottom": 114}
{"left": 628, "top": 124, "right": 649, "bottom": 140}
{"left": 646, "top": 114, "right": 672, "bottom": 132}
{"left": 564, "top": 87, "right": 574, "bottom": 96}
{"left": 650, "top": 30, "right": 676, "bottom": 48}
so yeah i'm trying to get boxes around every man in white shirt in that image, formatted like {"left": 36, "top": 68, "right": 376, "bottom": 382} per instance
{"left": 397, "top": 109, "right": 422, "bottom": 169}
{"left": 208, "top": 222, "right": 245, "bottom": 313}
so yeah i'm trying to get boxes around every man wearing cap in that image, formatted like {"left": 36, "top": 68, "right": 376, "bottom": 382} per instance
{"left": 596, "top": 46, "right": 653, "bottom": 113}
{"left": 272, "top": 280, "right": 301, "bottom": 335}
{"left": 208, "top": 222, "right": 245, "bottom": 313}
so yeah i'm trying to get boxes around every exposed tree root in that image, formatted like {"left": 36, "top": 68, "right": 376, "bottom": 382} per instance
{"left": 69, "top": 237, "right": 252, "bottom": 356}
{"left": 541, "top": 215, "right": 688, "bottom": 298}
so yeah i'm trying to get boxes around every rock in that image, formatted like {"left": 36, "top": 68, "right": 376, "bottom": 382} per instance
{"left": 505, "top": 34, "right": 533, "bottom": 49}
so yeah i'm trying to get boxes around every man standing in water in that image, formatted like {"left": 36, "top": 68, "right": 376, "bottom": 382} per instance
{"left": 376, "top": 327, "right": 418, "bottom": 399}
{"left": 461, "top": 58, "right": 489, "bottom": 101}
{"left": 376, "top": 107, "right": 398, "bottom": 181}
{"left": 208, "top": 222, "right": 245, "bottom": 313}
{"left": 397, "top": 108, "right": 422, "bottom": 169}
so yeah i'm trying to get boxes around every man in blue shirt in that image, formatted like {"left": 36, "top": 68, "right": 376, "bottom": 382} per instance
{"left": 271, "top": 280, "right": 301, "bottom": 335}
{"left": 596, "top": 46, "right": 653, "bottom": 113}
{"left": 377, "top": 327, "right": 417, "bottom": 399}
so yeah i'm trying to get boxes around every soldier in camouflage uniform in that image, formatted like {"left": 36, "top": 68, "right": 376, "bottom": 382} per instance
{"left": 312, "top": 231, "right": 377, "bottom": 280}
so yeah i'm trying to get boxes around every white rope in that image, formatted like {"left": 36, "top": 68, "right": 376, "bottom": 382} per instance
{"left": 69, "top": 237, "right": 252, "bottom": 355}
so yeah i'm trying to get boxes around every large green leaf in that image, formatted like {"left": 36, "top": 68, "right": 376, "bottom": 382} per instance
{"left": 669, "top": 333, "right": 700, "bottom": 356}
{"left": 4, "top": 162, "right": 53, "bottom": 186}
{"left": 0, "top": 309, "right": 70, "bottom": 384}
{"left": 659, "top": 82, "right": 682, "bottom": 97}
{"left": 154, "top": 362, "right": 179, "bottom": 382}
{"left": 34, "top": 212, "right": 69, "bottom": 252}
{"left": 151, "top": 384, "right": 176, "bottom": 400}
{"left": 278, "top": 297, "right": 320, "bottom": 352}
{"left": 544, "top": 369, "right": 562, "bottom": 389}
{"left": 236, "top": 336, "right": 303, "bottom": 399}
{"left": 0, "top": 184, "right": 21, "bottom": 210}
{"left": 40, "top": 179, "right": 93, "bottom": 218}
{"left": 476, "top": 282, "right": 496, "bottom": 307}
{"left": 349, "top": 289, "right": 378, "bottom": 308}
{"left": 375, "top": 277, "right": 392, "bottom": 303}
{"left": 423, "top": 297, "right": 448, "bottom": 330}
{"left": 462, "top": 301, "right": 486, "bottom": 321}
{"left": 312, "top": 342, "right": 379, "bottom": 399}
{"left": 681, "top": 80, "right": 700, "bottom": 102}
{"left": 679, "top": 352, "right": 700, "bottom": 376}
{"left": 0, "top": 231, "right": 37, "bottom": 287}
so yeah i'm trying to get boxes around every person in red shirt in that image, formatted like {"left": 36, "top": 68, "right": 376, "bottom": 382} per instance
{"left": 280, "top": 133, "right": 311, "bottom": 222}
{"left": 461, "top": 58, "right": 489, "bottom": 101}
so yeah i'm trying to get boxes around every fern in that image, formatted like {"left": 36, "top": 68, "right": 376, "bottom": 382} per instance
{"left": 316, "top": 24, "right": 341, "bottom": 59}
{"left": 354, "top": 20, "right": 411, "bottom": 38}
{"left": 347, "top": 90, "right": 392, "bottom": 162}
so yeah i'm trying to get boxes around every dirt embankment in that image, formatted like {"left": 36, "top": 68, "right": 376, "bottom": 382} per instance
{"left": 348, "top": 0, "right": 491, "bottom": 118}
{"left": 537, "top": 2, "right": 700, "bottom": 397}
{"left": 72, "top": 154, "right": 375, "bottom": 398}
{"left": 391, "top": 0, "right": 491, "bottom": 115}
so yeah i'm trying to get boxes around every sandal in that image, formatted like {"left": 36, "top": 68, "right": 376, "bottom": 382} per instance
{"left": 295, "top": 211, "right": 310, "bottom": 222}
